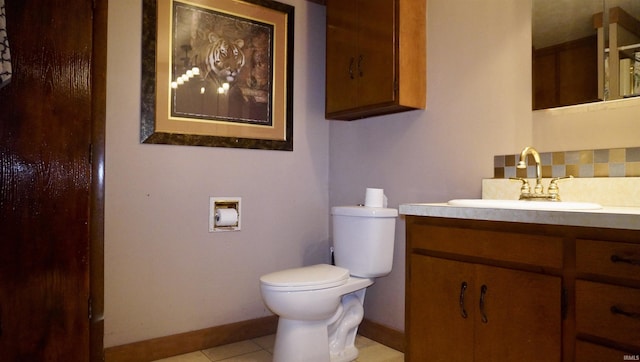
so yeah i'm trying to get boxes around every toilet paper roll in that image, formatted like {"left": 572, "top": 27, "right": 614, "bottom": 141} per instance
{"left": 364, "top": 188, "right": 387, "bottom": 208}
{"left": 215, "top": 208, "right": 238, "bottom": 226}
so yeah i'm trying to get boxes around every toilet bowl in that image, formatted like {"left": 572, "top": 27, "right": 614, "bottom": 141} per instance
{"left": 259, "top": 205, "right": 398, "bottom": 362}
{"left": 260, "top": 265, "right": 373, "bottom": 362}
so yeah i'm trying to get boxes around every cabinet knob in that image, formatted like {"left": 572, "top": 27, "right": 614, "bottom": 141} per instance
{"left": 357, "top": 55, "right": 364, "bottom": 77}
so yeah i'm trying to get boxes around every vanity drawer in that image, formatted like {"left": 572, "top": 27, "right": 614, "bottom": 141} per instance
{"left": 576, "top": 239, "right": 640, "bottom": 282}
{"left": 575, "top": 280, "right": 640, "bottom": 349}
{"left": 575, "top": 340, "right": 634, "bottom": 361}
{"left": 409, "top": 224, "right": 563, "bottom": 269}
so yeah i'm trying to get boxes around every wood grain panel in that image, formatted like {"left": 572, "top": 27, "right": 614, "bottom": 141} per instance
{"left": 576, "top": 340, "right": 636, "bottom": 361}
{"left": 576, "top": 280, "right": 640, "bottom": 350}
{"left": 409, "top": 224, "right": 563, "bottom": 269}
{"left": 0, "top": 0, "right": 98, "bottom": 360}
{"left": 577, "top": 239, "right": 640, "bottom": 284}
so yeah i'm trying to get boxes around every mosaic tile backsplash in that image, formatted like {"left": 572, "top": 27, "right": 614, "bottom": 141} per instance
{"left": 494, "top": 147, "right": 640, "bottom": 178}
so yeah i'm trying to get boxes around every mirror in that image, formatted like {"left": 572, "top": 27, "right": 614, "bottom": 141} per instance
{"left": 532, "top": 0, "right": 640, "bottom": 110}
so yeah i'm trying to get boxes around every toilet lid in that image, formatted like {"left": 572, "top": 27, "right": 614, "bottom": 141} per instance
{"left": 260, "top": 264, "right": 349, "bottom": 291}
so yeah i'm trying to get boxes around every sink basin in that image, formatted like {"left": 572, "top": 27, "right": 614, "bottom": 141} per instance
{"left": 447, "top": 199, "right": 603, "bottom": 211}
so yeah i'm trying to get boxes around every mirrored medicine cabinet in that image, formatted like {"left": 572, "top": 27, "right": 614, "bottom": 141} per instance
{"left": 532, "top": 0, "right": 640, "bottom": 110}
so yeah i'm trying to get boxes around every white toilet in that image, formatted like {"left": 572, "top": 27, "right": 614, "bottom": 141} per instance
{"left": 260, "top": 205, "right": 398, "bottom": 362}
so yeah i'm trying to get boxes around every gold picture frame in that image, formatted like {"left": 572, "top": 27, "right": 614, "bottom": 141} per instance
{"left": 141, "top": 0, "right": 294, "bottom": 150}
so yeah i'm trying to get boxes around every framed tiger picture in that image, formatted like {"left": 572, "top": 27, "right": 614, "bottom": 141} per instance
{"left": 140, "top": 0, "right": 294, "bottom": 150}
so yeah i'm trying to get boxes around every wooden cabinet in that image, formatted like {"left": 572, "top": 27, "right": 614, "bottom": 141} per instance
{"left": 325, "top": 0, "right": 425, "bottom": 120}
{"left": 575, "top": 239, "right": 640, "bottom": 354}
{"left": 409, "top": 255, "right": 474, "bottom": 360}
{"left": 532, "top": 36, "right": 599, "bottom": 110}
{"left": 406, "top": 216, "right": 640, "bottom": 361}
{"left": 410, "top": 255, "right": 561, "bottom": 361}
{"left": 406, "top": 221, "right": 562, "bottom": 361}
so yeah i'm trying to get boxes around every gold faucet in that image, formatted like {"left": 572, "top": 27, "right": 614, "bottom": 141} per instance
{"left": 517, "top": 146, "right": 543, "bottom": 194}
{"left": 510, "top": 146, "right": 572, "bottom": 201}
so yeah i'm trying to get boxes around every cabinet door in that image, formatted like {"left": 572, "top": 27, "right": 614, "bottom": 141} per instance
{"left": 326, "top": 0, "right": 358, "bottom": 114}
{"left": 326, "top": 0, "right": 396, "bottom": 115}
{"left": 356, "top": 0, "right": 396, "bottom": 108}
{"left": 474, "top": 265, "right": 561, "bottom": 361}
{"left": 408, "top": 255, "right": 475, "bottom": 361}
{"left": 409, "top": 255, "right": 562, "bottom": 361}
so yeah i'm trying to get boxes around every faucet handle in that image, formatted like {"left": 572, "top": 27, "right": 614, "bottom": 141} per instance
{"left": 548, "top": 175, "right": 573, "bottom": 195}
{"left": 509, "top": 177, "right": 530, "bottom": 194}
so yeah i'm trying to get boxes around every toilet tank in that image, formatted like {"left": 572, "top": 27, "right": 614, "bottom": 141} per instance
{"left": 331, "top": 206, "right": 398, "bottom": 278}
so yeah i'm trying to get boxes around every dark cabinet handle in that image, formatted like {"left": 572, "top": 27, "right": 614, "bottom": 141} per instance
{"left": 357, "top": 55, "right": 364, "bottom": 77}
{"left": 348, "top": 57, "right": 355, "bottom": 79}
{"left": 459, "top": 281, "right": 468, "bottom": 319}
{"left": 611, "top": 306, "right": 640, "bottom": 320}
{"left": 611, "top": 254, "right": 640, "bottom": 266}
{"left": 479, "top": 285, "right": 488, "bottom": 323}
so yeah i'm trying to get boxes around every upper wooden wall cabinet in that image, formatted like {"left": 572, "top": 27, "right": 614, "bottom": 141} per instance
{"left": 325, "top": 0, "right": 426, "bottom": 120}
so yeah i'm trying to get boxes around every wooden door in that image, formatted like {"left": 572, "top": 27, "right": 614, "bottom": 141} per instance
{"left": 474, "top": 265, "right": 561, "bottom": 361}
{"left": 533, "top": 36, "right": 598, "bottom": 109}
{"left": 326, "top": 0, "right": 396, "bottom": 116}
{"left": 325, "top": 0, "right": 359, "bottom": 114}
{"left": 0, "top": 0, "right": 105, "bottom": 360}
{"left": 407, "top": 255, "right": 475, "bottom": 361}
{"left": 408, "top": 255, "right": 562, "bottom": 361}
{"left": 356, "top": 0, "right": 396, "bottom": 108}
{"left": 556, "top": 37, "right": 598, "bottom": 107}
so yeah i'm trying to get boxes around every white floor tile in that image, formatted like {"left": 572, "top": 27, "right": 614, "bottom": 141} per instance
{"left": 355, "top": 343, "right": 404, "bottom": 362}
{"left": 160, "top": 333, "right": 404, "bottom": 362}
{"left": 201, "top": 340, "right": 263, "bottom": 361}
{"left": 217, "top": 350, "right": 272, "bottom": 361}
{"left": 354, "top": 335, "right": 378, "bottom": 349}
{"left": 251, "top": 334, "right": 276, "bottom": 354}
{"left": 152, "top": 351, "right": 212, "bottom": 362}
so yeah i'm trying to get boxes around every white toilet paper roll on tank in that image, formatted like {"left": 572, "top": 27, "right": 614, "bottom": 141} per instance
{"left": 364, "top": 188, "right": 387, "bottom": 208}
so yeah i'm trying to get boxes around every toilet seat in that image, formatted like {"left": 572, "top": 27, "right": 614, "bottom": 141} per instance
{"left": 260, "top": 264, "right": 349, "bottom": 292}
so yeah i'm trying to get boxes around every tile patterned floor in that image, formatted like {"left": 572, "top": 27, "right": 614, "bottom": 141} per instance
{"left": 153, "top": 334, "right": 404, "bottom": 362}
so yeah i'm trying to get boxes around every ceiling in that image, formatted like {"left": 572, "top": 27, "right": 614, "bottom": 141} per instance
{"left": 308, "top": 0, "right": 639, "bottom": 50}
{"left": 533, "top": 0, "right": 640, "bottom": 49}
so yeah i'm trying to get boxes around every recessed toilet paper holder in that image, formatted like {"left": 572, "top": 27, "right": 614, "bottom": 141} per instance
{"left": 209, "top": 197, "right": 241, "bottom": 232}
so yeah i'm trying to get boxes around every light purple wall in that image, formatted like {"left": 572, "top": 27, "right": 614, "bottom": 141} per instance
{"left": 329, "top": 0, "right": 533, "bottom": 331}
{"left": 105, "top": 0, "right": 329, "bottom": 347}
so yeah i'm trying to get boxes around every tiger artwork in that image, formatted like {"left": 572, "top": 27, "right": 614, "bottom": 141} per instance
{"left": 176, "top": 5, "right": 272, "bottom": 122}
{"left": 192, "top": 32, "right": 245, "bottom": 88}
{"left": 240, "top": 30, "right": 270, "bottom": 104}
{"left": 187, "top": 7, "right": 249, "bottom": 89}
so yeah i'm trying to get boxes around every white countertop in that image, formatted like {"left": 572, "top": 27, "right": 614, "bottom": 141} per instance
{"left": 399, "top": 203, "right": 640, "bottom": 231}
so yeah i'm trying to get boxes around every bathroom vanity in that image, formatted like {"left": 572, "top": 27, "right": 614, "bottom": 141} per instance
{"left": 401, "top": 204, "right": 640, "bottom": 361}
